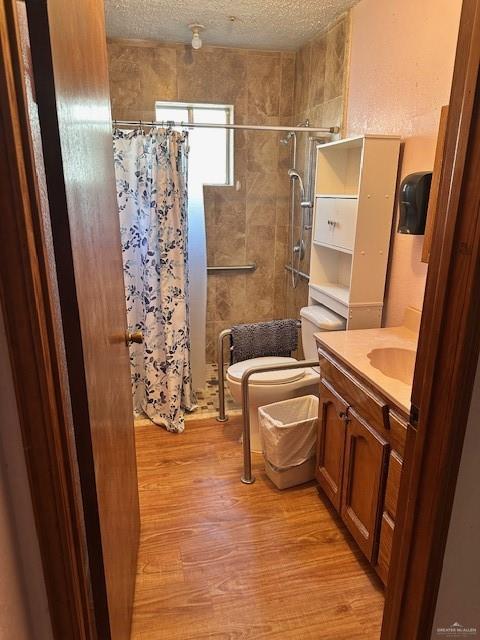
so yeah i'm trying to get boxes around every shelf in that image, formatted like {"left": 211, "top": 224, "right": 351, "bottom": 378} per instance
{"left": 313, "top": 240, "right": 353, "bottom": 255}
{"left": 309, "top": 282, "right": 350, "bottom": 306}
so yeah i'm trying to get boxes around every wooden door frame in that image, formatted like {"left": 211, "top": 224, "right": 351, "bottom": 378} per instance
{"left": 0, "top": 0, "right": 100, "bottom": 638}
{"left": 382, "top": 0, "right": 480, "bottom": 636}
{"left": 1, "top": 0, "right": 479, "bottom": 638}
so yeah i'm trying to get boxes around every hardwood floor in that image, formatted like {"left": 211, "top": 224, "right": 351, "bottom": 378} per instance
{"left": 131, "top": 416, "right": 384, "bottom": 639}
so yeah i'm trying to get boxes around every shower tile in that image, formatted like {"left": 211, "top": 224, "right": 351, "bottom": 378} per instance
{"left": 308, "top": 103, "right": 324, "bottom": 127}
{"left": 207, "top": 277, "right": 216, "bottom": 320}
{"left": 275, "top": 172, "right": 291, "bottom": 226}
{"left": 309, "top": 35, "right": 327, "bottom": 109}
{"left": 278, "top": 137, "right": 291, "bottom": 172}
{"left": 215, "top": 275, "right": 247, "bottom": 322}
{"left": 205, "top": 321, "right": 216, "bottom": 363}
{"left": 108, "top": 46, "right": 144, "bottom": 115}
{"left": 176, "top": 47, "right": 247, "bottom": 107}
{"left": 294, "top": 42, "right": 311, "bottom": 116}
{"left": 246, "top": 126, "right": 280, "bottom": 174}
{"left": 280, "top": 52, "right": 296, "bottom": 117}
{"left": 325, "top": 19, "right": 347, "bottom": 102}
{"left": 322, "top": 97, "right": 344, "bottom": 130}
{"left": 139, "top": 46, "right": 178, "bottom": 108}
{"left": 245, "top": 172, "right": 278, "bottom": 227}
{"left": 245, "top": 225, "right": 276, "bottom": 322}
{"left": 247, "top": 53, "right": 281, "bottom": 119}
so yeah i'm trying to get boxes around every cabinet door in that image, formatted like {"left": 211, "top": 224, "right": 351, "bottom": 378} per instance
{"left": 341, "top": 409, "right": 389, "bottom": 561}
{"left": 314, "top": 197, "right": 358, "bottom": 252}
{"left": 315, "top": 381, "right": 349, "bottom": 511}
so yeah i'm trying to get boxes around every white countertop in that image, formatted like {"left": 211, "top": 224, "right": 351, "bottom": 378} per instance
{"left": 315, "top": 325, "right": 418, "bottom": 415}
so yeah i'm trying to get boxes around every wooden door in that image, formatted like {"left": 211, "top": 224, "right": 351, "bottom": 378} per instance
{"left": 316, "top": 381, "right": 349, "bottom": 511}
{"left": 25, "top": 1, "right": 139, "bottom": 638}
{"left": 341, "top": 409, "right": 388, "bottom": 562}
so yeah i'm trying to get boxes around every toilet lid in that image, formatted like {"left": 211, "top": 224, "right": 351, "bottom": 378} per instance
{"left": 227, "top": 356, "right": 306, "bottom": 385}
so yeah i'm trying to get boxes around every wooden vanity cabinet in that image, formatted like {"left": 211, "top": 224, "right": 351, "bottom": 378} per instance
{"left": 341, "top": 409, "right": 389, "bottom": 562}
{"left": 315, "top": 347, "right": 408, "bottom": 585}
{"left": 315, "top": 381, "right": 349, "bottom": 511}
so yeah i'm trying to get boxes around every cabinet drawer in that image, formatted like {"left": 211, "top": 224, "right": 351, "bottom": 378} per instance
{"left": 314, "top": 197, "right": 358, "bottom": 252}
{"left": 376, "top": 512, "right": 394, "bottom": 585}
{"left": 318, "top": 350, "right": 389, "bottom": 434}
{"left": 318, "top": 349, "right": 408, "bottom": 456}
{"left": 385, "top": 451, "right": 403, "bottom": 521}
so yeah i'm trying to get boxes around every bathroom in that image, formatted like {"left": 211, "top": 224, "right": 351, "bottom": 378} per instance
{"left": 1, "top": 1, "right": 479, "bottom": 639}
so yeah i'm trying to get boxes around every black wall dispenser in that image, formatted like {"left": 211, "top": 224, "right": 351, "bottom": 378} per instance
{"left": 398, "top": 171, "right": 432, "bottom": 234}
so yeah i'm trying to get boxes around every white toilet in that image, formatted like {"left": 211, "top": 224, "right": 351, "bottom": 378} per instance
{"left": 226, "top": 305, "right": 346, "bottom": 452}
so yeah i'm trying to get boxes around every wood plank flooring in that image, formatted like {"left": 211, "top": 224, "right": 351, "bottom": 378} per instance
{"left": 131, "top": 416, "right": 384, "bottom": 639}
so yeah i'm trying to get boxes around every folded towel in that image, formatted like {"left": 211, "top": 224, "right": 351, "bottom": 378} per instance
{"left": 231, "top": 319, "right": 298, "bottom": 363}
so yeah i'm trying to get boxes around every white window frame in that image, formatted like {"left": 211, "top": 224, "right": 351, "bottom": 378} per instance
{"left": 155, "top": 100, "right": 234, "bottom": 186}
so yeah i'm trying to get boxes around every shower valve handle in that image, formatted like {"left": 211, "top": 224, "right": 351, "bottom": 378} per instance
{"left": 125, "top": 330, "right": 143, "bottom": 345}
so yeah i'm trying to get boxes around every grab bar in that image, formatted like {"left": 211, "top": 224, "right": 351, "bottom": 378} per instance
{"left": 284, "top": 264, "right": 310, "bottom": 281}
{"left": 240, "top": 359, "right": 320, "bottom": 484}
{"left": 216, "top": 320, "right": 302, "bottom": 425}
{"left": 207, "top": 263, "right": 256, "bottom": 274}
{"left": 216, "top": 329, "right": 232, "bottom": 423}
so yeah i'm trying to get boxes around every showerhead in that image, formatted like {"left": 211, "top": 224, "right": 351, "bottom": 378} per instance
{"left": 288, "top": 169, "right": 311, "bottom": 209}
{"left": 288, "top": 168, "right": 302, "bottom": 181}
{"left": 280, "top": 131, "right": 295, "bottom": 145}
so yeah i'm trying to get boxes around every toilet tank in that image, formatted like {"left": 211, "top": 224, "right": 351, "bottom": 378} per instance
{"left": 300, "top": 305, "right": 346, "bottom": 360}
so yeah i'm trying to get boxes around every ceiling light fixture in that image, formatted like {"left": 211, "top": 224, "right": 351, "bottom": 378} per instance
{"left": 189, "top": 23, "right": 205, "bottom": 50}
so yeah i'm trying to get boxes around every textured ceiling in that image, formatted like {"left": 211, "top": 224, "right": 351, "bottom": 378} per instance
{"left": 105, "top": 0, "right": 359, "bottom": 50}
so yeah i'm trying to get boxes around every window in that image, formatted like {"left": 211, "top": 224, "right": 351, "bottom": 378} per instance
{"left": 155, "top": 101, "right": 234, "bottom": 186}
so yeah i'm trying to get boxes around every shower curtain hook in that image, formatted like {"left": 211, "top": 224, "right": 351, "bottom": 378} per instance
{"left": 139, "top": 119, "right": 145, "bottom": 135}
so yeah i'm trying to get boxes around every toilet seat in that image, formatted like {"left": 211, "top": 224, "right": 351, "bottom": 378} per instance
{"left": 227, "top": 356, "right": 306, "bottom": 386}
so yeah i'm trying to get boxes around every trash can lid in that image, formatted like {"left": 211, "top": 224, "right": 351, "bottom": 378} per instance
{"left": 227, "top": 356, "right": 306, "bottom": 385}
{"left": 300, "top": 305, "right": 346, "bottom": 330}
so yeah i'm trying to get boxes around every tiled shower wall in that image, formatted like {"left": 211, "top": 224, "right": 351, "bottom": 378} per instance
{"left": 107, "top": 17, "right": 349, "bottom": 362}
{"left": 286, "top": 14, "right": 350, "bottom": 325}
{"left": 107, "top": 42, "right": 294, "bottom": 362}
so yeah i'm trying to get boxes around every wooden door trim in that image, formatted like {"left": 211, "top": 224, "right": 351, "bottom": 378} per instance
{"left": 3, "top": 0, "right": 480, "bottom": 638}
{"left": 382, "top": 0, "right": 480, "bottom": 637}
{"left": 0, "top": 1, "right": 97, "bottom": 637}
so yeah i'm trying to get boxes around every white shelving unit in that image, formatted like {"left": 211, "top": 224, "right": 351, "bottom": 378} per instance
{"left": 308, "top": 135, "right": 401, "bottom": 329}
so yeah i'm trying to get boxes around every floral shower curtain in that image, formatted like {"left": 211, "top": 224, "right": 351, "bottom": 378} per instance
{"left": 113, "top": 127, "right": 196, "bottom": 433}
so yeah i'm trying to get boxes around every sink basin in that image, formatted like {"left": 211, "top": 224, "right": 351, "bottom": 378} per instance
{"left": 367, "top": 348, "right": 416, "bottom": 385}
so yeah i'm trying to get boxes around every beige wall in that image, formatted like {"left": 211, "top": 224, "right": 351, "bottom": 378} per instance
{"left": 287, "top": 16, "right": 350, "bottom": 326}
{"left": 0, "top": 310, "right": 53, "bottom": 640}
{"left": 345, "top": 0, "right": 462, "bottom": 325}
{"left": 107, "top": 41, "right": 295, "bottom": 361}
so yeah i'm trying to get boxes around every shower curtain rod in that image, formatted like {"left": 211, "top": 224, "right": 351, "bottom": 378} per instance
{"left": 113, "top": 119, "right": 339, "bottom": 134}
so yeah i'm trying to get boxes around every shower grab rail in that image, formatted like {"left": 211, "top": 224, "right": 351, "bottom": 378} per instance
{"left": 240, "top": 359, "right": 320, "bottom": 484}
{"left": 216, "top": 329, "right": 233, "bottom": 423}
{"left": 284, "top": 264, "right": 310, "bottom": 281}
{"left": 216, "top": 320, "right": 302, "bottom": 423}
{"left": 207, "top": 263, "right": 256, "bottom": 274}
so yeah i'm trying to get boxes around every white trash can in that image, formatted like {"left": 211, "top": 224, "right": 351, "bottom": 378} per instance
{"left": 258, "top": 395, "right": 318, "bottom": 490}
